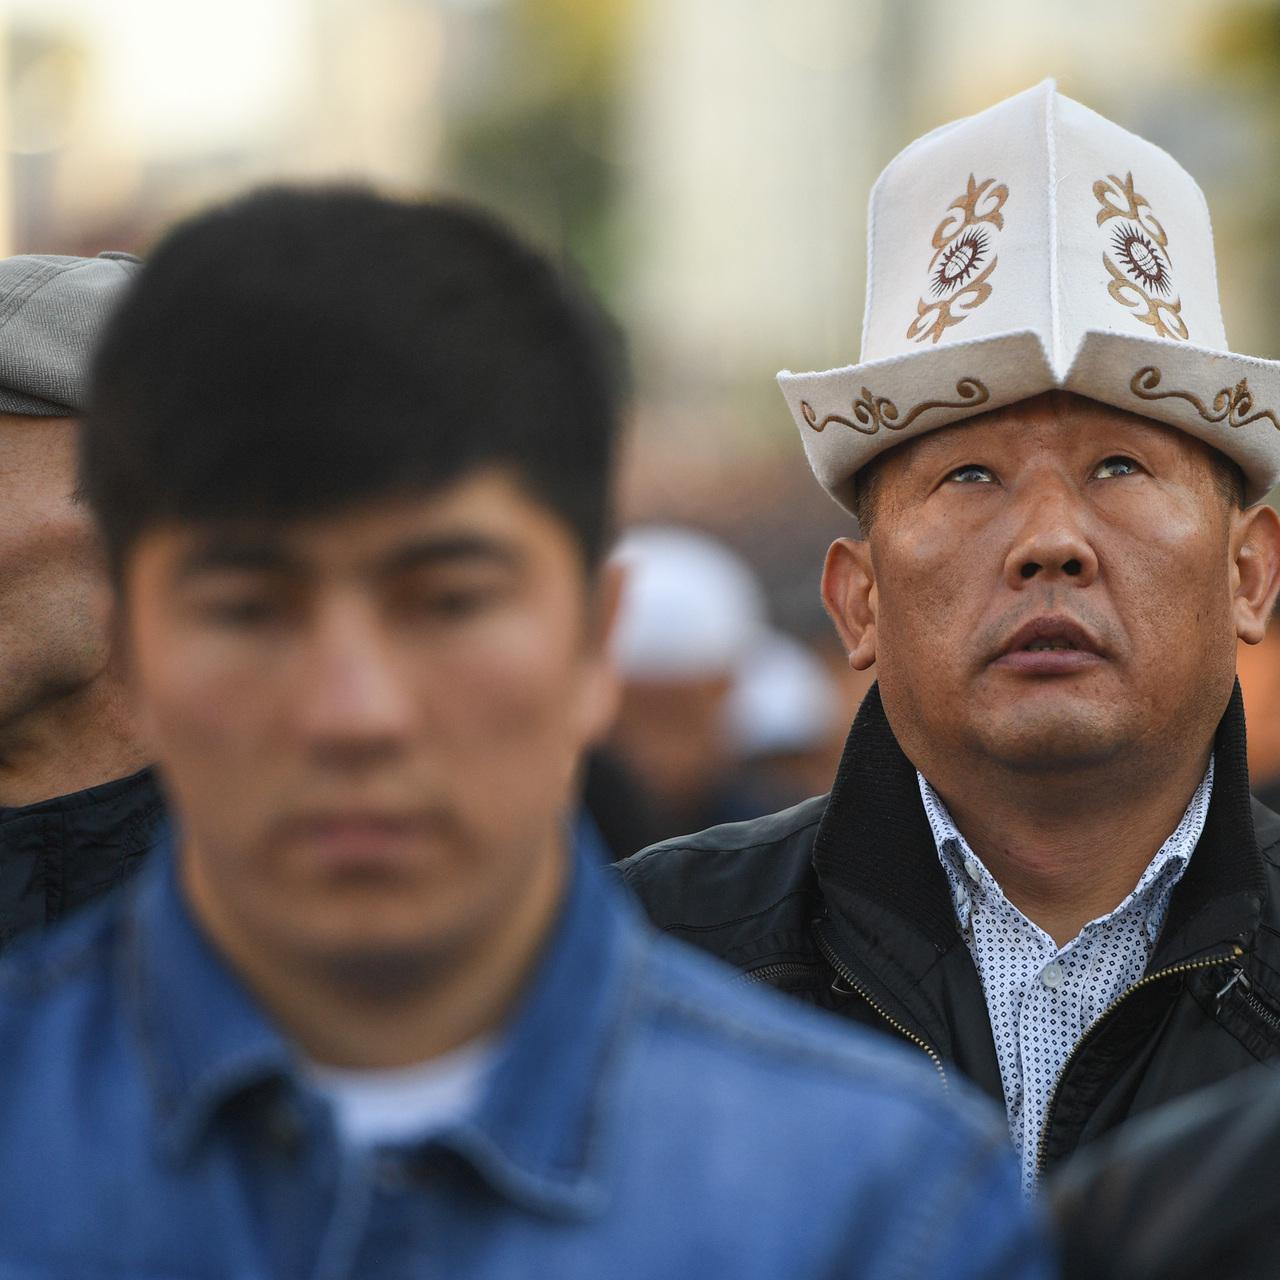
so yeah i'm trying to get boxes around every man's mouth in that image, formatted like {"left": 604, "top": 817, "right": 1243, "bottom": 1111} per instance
{"left": 992, "top": 616, "right": 1106, "bottom": 672}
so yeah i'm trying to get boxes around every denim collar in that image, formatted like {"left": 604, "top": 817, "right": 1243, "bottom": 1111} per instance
{"left": 123, "top": 824, "right": 638, "bottom": 1221}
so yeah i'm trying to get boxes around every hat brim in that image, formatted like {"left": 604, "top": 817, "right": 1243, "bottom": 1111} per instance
{"left": 1065, "top": 331, "right": 1280, "bottom": 504}
{"left": 777, "top": 330, "right": 1054, "bottom": 513}
{"left": 0, "top": 388, "right": 76, "bottom": 417}
{"left": 779, "top": 330, "right": 1280, "bottom": 511}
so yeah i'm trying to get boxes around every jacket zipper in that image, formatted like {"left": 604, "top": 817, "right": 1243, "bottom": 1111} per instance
{"left": 1033, "top": 946, "right": 1242, "bottom": 1181}
{"left": 1214, "top": 965, "right": 1280, "bottom": 1029}
{"left": 738, "top": 962, "right": 815, "bottom": 986}
{"left": 814, "top": 926, "right": 949, "bottom": 1091}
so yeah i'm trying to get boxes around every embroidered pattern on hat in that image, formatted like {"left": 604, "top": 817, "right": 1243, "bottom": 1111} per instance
{"left": 1130, "top": 366, "right": 1280, "bottom": 431}
{"left": 1095, "top": 172, "right": 1188, "bottom": 340}
{"left": 906, "top": 174, "right": 1008, "bottom": 346}
{"left": 799, "top": 377, "right": 990, "bottom": 435}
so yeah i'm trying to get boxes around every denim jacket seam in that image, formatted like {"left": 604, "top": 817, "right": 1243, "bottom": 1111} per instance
{"left": 310, "top": 1151, "right": 377, "bottom": 1280}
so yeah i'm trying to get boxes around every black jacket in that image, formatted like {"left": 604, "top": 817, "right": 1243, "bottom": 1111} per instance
{"left": 0, "top": 767, "right": 166, "bottom": 951}
{"left": 618, "top": 684, "right": 1280, "bottom": 1178}
{"left": 1051, "top": 1065, "right": 1280, "bottom": 1279}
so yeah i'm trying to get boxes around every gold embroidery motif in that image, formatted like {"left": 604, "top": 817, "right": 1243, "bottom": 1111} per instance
{"left": 1094, "top": 172, "right": 1168, "bottom": 240}
{"left": 800, "top": 378, "right": 990, "bottom": 435}
{"left": 1129, "top": 366, "right": 1279, "bottom": 431}
{"left": 1094, "top": 173, "right": 1188, "bottom": 341}
{"left": 906, "top": 175, "right": 1008, "bottom": 346}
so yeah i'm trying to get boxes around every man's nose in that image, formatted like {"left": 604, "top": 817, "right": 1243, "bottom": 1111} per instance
{"left": 291, "top": 601, "right": 413, "bottom": 763}
{"left": 1002, "top": 481, "right": 1099, "bottom": 589}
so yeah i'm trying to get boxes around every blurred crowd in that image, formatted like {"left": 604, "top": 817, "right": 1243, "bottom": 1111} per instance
{"left": 584, "top": 524, "right": 870, "bottom": 858}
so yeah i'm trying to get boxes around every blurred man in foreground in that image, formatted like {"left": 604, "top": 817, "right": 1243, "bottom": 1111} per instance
{"left": 0, "top": 189, "right": 1047, "bottom": 1277}
{"left": 0, "top": 252, "right": 162, "bottom": 948}
{"left": 621, "top": 82, "right": 1280, "bottom": 1196}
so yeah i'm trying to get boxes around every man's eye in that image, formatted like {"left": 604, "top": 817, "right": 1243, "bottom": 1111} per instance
{"left": 1093, "top": 456, "right": 1140, "bottom": 479}
{"left": 203, "top": 598, "right": 283, "bottom": 628}
{"left": 402, "top": 586, "right": 500, "bottom": 620}
{"left": 947, "top": 465, "right": 995, "bottom": 484}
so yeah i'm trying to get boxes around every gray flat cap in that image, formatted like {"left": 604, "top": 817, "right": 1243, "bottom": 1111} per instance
{"left": 0, "top": 251, "right": 141, "bottom": 417}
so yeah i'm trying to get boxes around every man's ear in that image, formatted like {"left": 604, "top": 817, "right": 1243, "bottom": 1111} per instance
{"left": 577, "top": 557, "right": 625, "bottom": 747}
{"left": 821, "top": 538, "right": 878, "bottom": 671}
{"left": 1232, "top": 503, "right": 1280, "bottom": 645}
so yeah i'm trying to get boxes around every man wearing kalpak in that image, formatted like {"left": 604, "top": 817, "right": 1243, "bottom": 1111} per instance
{"left": 620, "top": 80, "right": 1280, "bottom": 1192}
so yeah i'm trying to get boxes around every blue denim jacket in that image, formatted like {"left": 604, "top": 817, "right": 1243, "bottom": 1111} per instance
{"left": 0, "top": 833, "right": 1052, "bottom": 1279}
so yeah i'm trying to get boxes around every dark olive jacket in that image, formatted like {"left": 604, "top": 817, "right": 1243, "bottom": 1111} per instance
{"left": 0, "top": 767, "right": 166, "bottom": 951}
{"left": 617, "top": 684, "right": 1280, "bottom": 1178}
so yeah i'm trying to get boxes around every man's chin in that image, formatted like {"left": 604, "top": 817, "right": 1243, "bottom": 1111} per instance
{"left": 304, "top": 943, "right": 443, "bottom": 1000}
{"left": 976, "top": 711, "right": 1132, "bottom": 774}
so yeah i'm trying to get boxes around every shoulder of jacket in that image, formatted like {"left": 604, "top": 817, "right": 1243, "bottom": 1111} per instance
{"left": 614, "top": 795, "right": 827, "bottom": 932}
{"left": 634, "top": 929, "right": 1004, "bottom": 1141}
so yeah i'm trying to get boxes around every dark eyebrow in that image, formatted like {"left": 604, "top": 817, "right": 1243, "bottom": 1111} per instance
{"left": 376, "top": 534, "right": 524, "bottom": 577}
{"left": 175, "top": 539, "right": 304, "bottom": 582}
{"left": 173, "top": 531, "right": 525, "bottom": 584}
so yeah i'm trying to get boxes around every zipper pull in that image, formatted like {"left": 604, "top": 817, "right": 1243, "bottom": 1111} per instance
{"left": 1215, "top": 966, "right": 1251, "bottom": 1008}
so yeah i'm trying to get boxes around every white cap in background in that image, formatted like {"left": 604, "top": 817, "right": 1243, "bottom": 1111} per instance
{"left": 610, "top": 526, "right": 767, "bottom": 680}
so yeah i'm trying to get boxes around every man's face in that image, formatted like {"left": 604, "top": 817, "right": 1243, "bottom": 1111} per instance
{"left": 829, "top": 394, "right": 1274, "bottom": 777}
{"left": 124, "top": 470, "right": 618, "bottom": 982}
{"left": 0, "top": 414, "right": 110, "bottom": 729}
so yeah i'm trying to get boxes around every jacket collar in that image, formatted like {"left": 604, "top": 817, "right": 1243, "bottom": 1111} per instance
{"left": 1156, "top": 683, "right": 1264, "bottom": 961}
{"left": 813, "top": 682, "right": 1264, "bottom": 964}
{"left": 123, "top": 845, "right": 295, "bottom": 1164}
{"left": 441, "top": 833, "right": 637, "bottom": 1219}
{"left": 124, "top": 825, "right": 635, "bottom": 1221}
{"left": 0, "top": 765, "right": 160, "bottom": 828}
{"left": 0, "top": 766, "right": 165, "bottom": 941}
{"left": 813, "top": 685, "right": 960, "bottom": 953}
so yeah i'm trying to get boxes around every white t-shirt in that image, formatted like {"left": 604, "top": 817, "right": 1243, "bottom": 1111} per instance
{"left": 304, "top": 1036, "right": 497, "bottom": 1149}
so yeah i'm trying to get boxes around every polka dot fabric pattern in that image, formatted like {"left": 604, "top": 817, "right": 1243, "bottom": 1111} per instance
{"left": 917, "top": 764, "right": 1213, "bottom": 1195}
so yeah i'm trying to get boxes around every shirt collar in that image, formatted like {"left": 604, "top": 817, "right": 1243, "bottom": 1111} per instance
{"left": 917, "top": 759, "right": 1214, "bottom": 944}
{"left": 123, "top": 820, "right": 636, "bottom": 1221}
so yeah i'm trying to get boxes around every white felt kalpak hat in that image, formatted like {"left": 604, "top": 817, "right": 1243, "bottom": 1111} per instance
{"left": 778, "top": 80, "right": 1280, "bottom": 509}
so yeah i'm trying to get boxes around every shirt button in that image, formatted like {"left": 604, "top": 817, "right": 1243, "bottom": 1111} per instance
{"left": 1041, "top": 962, "right": 1064, "bottom": 990}
{"left": 963, "top": 855, "right": 982, "bottom": 883}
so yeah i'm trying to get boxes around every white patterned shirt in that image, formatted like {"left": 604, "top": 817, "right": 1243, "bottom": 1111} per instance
{"left": 917, "top": 762, "right": 1213, "bottom": 1194}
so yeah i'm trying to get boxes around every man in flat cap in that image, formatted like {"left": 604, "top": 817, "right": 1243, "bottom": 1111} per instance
{"left": 0, "top": 252, "right": 163, "bottom": 947}
{"left": 620, "top": 81, "right": 1280, "bottom": 1194}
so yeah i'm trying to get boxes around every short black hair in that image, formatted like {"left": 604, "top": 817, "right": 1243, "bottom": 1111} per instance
{"left": 83, "top": 186, "right": 626, "bottom": 575}
{"left": 849, "top": 458, "right": 886, "bottom": 537}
